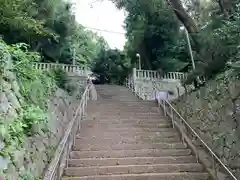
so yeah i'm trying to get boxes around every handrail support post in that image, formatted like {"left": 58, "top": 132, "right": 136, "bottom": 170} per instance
{"left": 170, "top": 107, "right": 174, "bottom": 128}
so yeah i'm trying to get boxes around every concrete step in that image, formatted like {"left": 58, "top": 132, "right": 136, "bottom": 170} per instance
{"left": 87, "top": 105, "right": 158, "bottom": 109}
{"left": 88, "top": 100, "right": 155, "bottom": 104}
{"left": 86, "top": 112, "right": 162, "bottom": 115}
{"left": 81, "top": 123, "right": 172, "bottom": 129}
{"left": 76, "top": 131, "right": 179, "bottom": 139}
{"left": 88, "top": 104, "right": 157, "bottom": 108}
{"left": 70, "top": 149, "right": 192, "bottom": 159}
{"left": 87, "top": 106, "right": 159, "bottom": 109}
{"left": 82, "top": 119, "right": 167, "bottom": 124}
{"left": 62, "top": 172, "right": 210, "bottom": 180}
{"left": 86, "top": 114, "right": 163, "bottom": 117}
{"left": 85, "top": 117, "right": 166, "bottom": 121}
{"left": 84, "top": 118, "right": 169, "bottom": 123}
{"left": 87, "top": 108, "right": 160, "bottom": 111}
{"left": 87, "top": 110, "right": 161, "bottom": 114}
{"left": 76, "top": 135, "right": 180, "bottom": 142}
{"left": 64, "top": 163, "right": 204, "bottom": 176}
{"left": 80, "top": 127, "right": 176, "bottom": 133}
{"left": 81, "top": 122, "right": 171, "bottom": 127}
{"left": 67, "top": 156, "right": 197, "bottom": 167}
{"left": 73, "top": 142, "right": 186, "bottom": 151}
{"left": 87, "top": 108, "right": 159, "bottom": 111}
{"left": 75, "top": 136, "right": 180, "bottom": 145}
{"left": 62, "top": 86, "right": 209, "bottom": 180}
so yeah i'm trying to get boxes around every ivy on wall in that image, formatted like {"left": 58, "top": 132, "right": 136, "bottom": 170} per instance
{"left": 0, "top": 40, "right": 57, "bottom": 178}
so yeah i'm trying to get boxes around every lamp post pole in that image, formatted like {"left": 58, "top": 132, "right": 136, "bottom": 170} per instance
{"left": 182, "top": 26, "right": 202, "bottom": 85}
{"left": 73, "top": 47, "right": 76, "bottom": 65}
{"left": 136, "top": 53, "right": 141, "bottom": 70}
{"left": 184, "top": 27, "right": 195, "bottom": 70}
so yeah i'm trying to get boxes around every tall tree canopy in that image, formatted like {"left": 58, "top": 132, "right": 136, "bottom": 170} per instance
{"left": 2, "top": 0, "right": 240, "bottom": 82}
{"left": 92, "top": 48, "right": 132, "bottom": 84}
{"left": 110, "top": 0, "right": 240, "bottom": 83}
{"left": 0, "top": 0, "right": 107, "bottom": 65}
{"left": 112, "top": 0, "right": 190, "bottom": 72}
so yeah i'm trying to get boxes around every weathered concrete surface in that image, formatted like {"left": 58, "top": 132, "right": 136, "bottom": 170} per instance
{"left": 0, "top": 53, "right": 85, "bottom": 179}
{"left": 173, "top": 76, "right": 240, "bottom": 178}
{"left": 134, "top": 79, "right": 186, "bottom": 101}
{"left": 62, "top": 85, "right": 210, "bottom": 180}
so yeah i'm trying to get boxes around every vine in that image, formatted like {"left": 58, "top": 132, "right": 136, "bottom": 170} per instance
{"left": 0, "top": 40, "right": 56, "bottom": 179}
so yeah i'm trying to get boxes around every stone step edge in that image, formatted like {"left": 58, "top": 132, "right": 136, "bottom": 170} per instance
{"left": 65, "top": 163, "right": 202, "bottom": 168}
{"left": 67, "top": 156, "right": 195, "bottom": 160}
{"left": 73, "top": 143, "right": 187, "bottom": 151}
{"left": 75, "top": 135, "right": 179, "bottom": 139}
{"left": 70, "top": 148, "right": 191, "bottom": 152}
{"left": 73, "top": 142, "right": 186, "bottom": 146}
{"left": 62, "top": 172, "right": 210, "bottom": 179}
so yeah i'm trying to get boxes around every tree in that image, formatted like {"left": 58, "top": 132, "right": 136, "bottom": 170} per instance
{"left": 0, "top": 0, "right": 107, "bottom": 66}
{"left": 0, "top": 0, "right": 55, "bottom": 44}
{"left": 92, "top": 49, "right": 132, "bottom": 84}
{"left": 110, "top": 0, "right": 240, "bottom": 84}
{"left": 110, "top": 0, "right": 190, "bottom": 72}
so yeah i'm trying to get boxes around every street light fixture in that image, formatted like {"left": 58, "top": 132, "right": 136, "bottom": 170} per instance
{"left": 136, "top": 53, "right": 141, "bottom": 70}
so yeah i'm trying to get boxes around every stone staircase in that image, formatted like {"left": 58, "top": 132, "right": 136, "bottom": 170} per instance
{"left": 61, "top": 85, "right": 210, "bottom": 180}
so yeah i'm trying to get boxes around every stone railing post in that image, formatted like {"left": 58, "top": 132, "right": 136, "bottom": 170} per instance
{"left": 133, "top": 68, "right": 137, "bottom": 92}
{"left": 84, "top": 65, "right": 88, "bottom": 77}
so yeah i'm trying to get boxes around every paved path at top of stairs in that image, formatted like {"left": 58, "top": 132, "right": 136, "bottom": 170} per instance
{"left": 62, "top": 85, "right": 210, "bottom": 180}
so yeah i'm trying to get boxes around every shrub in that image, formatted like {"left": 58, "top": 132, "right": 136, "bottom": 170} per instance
{"left": 51, "top": 68, "right": 68, "bottom": 90}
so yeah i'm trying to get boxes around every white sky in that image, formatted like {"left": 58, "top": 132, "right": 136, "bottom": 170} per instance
{"left": 71, "top": 0, "right": 127, "bottom": 50}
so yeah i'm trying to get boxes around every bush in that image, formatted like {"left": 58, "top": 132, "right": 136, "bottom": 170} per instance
{"left": 0, "top": 41, "right": 56, "bottom": 178}
{"left": 51, "top": 68, "right": 68, "bottom": 90}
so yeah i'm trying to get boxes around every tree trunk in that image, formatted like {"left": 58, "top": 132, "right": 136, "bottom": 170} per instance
{"left": 168, "top": 0, "right": 202, "bottom": 55}
{"left": 33, "top": 42, "right": 42, "bottom": 52}
{"left": 217, "top": 0, "right": 234, "bottom": 16}
{"left": 138, "top": 42, "right": 152, "bottom": 69}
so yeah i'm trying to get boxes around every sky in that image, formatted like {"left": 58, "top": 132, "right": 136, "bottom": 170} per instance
{"left": 72, "top": 0, "right": 127, "bottom": 50}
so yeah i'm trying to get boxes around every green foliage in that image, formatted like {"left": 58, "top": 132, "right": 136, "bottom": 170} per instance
{"left": 0, "top": 0, "right": 106, "bottom": 66}
{"left": 0, "top": 0, "right": 55, "bottom": 39}
{"left": 176, "top": 1, "right": 240, "bottom": 84}
{"left": 50, "top": 68, "right": 78, "bottom": 94}
{"left": 67, "top": 25, "right": 109, "bottom": 66}
{"left": 5, "top": 43, "right": 56, "bottom": 109}
{"left": 0, "top": 42, "right": 8, "bottom": 76}
{"left": 112, "top": 0, "right": 190, "bottom": 72}
{"left": 228, "top": 61, "right": 240, "bottom": 76}
{"left": 112, "top": 0, "right": 240, "bottom": 85}
{"left": 0, "top": 40, "right": 55, "bottom": 177}
{"left": 51, "top": 68, "right": 68, "bottom": 90}
{"left": 92, "top": 49, "right": 132, "bottom": 84}
{"left": 21, "top": 105, "right": 47, "bottom": 136}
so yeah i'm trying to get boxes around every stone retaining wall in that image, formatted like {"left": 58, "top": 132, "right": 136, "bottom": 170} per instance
{"left": 173, "top": 76, "right": 240, "bottom": 177}
{"left": 0, "top": 54, "right": 84, "bottom": 179}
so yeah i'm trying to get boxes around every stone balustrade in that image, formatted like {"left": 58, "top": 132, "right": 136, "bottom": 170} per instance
{"left": 126, "top": 68, "right": 186, "bottom": 101}
{"left": 33, "top": 63, "right": 92, "bottom": 77}
{"left": 135, "top": 69, "right": 185, "bottom": 80}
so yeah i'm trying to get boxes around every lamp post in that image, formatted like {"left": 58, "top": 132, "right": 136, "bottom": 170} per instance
{"left": 73, "top": 47, "right": 76, "bottom": 65}
{"left": 181, "top": 26, "right": 196, "bottom": 70}
{"left": 181, "top": 26, "right": 203, "bottom": 86}
{"left": 136, "top": 53, "right": 141, "bottom": 70}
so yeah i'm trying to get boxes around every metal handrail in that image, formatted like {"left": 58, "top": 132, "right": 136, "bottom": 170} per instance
{"left": 124, "top": 78, "right": 237, "bottom": 180}
{"left": 159, "top": 99, "right": 237, "bottom": 180}
{"left": 125, "top": 77, "right": 146, "bottom": 100}
{"left": 153, "top": 84, "right": 237, "bottom": 180}
{"left": 43, "top": 82, "right": 94, "bottom": 180}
